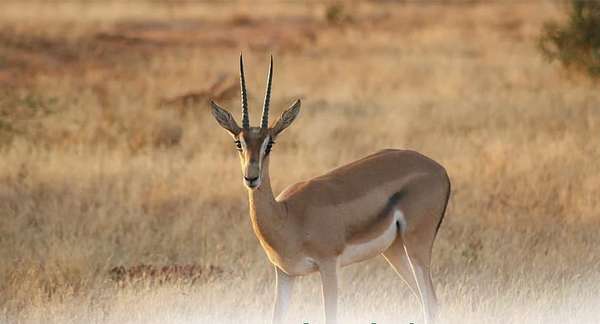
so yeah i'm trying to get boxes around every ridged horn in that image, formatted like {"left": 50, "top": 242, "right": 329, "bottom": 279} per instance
{"left": 240, "top": 54, "right": 250, "bottom": 129}
{"left": 261, "top": 55, "right": 273, "bottom": 129}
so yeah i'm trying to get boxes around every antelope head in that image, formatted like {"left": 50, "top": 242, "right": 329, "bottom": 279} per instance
{"left": 210, "top": 55, "right": 301, "bottom": 190}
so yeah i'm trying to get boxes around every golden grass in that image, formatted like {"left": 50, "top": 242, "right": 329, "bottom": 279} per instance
{"left": 1, "top": 1, "right": 599, "bottom": 323}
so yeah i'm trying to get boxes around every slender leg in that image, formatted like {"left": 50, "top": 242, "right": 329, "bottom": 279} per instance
{"left": 382, "top": 235, "right": 420, "bottom": 299}
{"left": 404, "top": 240, "right": 438, "bottom": 324}
{"left": 319, "top": 258, "right": 339, "bottom": 324}
{"left": 272, "top": 266, "right": 295, "bottom": 324}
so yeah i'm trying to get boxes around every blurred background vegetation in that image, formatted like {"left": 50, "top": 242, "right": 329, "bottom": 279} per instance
{"left": 539, "top": 0, "right": 600, "bottom": 79}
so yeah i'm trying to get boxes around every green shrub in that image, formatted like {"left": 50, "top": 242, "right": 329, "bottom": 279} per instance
{"left": 538, "top": 0, "right": 600, "bottom": 78}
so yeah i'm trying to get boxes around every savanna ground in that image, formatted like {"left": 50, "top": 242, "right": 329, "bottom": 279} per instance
{"left": 1, "top": 1, "right": 599, "bottom": 323}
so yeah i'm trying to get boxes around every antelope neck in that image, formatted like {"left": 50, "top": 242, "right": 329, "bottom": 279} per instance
{"left": 247, "top": 158, "right": 286, "bottom": 248}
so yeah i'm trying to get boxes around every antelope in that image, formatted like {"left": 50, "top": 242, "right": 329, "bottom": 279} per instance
{"left": 209, "top": 55, "right": 451, "bottom": 324}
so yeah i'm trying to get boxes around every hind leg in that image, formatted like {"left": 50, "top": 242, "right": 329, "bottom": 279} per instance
{"left": 403, "top": 228, "right": 438, "bottom": 324}
{"left": 393, "top": 176, "right": 449, "bottom": 323}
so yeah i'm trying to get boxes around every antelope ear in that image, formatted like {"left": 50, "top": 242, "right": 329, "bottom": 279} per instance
{"left": 210, "top": 100, "right": 241, "bottom": 136}
{"left": 271, "top": 99, "right": 301, "bottom": 136}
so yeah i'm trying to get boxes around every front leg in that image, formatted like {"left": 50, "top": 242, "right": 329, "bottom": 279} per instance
{"left": 319, "top": 258, "right": 339, "bottom": 324}
{"left": 272, "top": 266, "right": 295, "bottom": 324}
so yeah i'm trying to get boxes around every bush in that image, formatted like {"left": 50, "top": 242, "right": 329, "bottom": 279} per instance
{"left": 538, "top": 0, "right": 600, "bottom": 79}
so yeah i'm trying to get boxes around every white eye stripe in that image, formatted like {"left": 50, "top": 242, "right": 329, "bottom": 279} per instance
{"left": 259, "top": 136, "right": 271, "bottom": 159}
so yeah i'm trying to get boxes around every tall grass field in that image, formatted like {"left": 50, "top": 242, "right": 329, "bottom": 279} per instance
{"left": 0, "top": 1, "right": 599, "bottom": 323}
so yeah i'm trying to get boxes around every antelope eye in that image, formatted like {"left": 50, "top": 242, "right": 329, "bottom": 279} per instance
{"left": 234, "top": 140, "right": 242, "bottom": 151}
{"left": 265, "top": 140, "right": 275, "bottom": 154}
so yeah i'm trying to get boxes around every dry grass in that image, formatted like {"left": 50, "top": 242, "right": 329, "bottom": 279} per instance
{"left": 1, "top": 1, "right": 599, "bottom": 323}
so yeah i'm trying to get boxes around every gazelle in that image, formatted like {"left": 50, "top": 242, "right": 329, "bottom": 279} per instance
{"left": 209, "top": 55, "right": 451, "bottom": 324}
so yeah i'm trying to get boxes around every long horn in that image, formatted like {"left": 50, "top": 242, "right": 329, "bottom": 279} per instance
{"left": 240, "top": 54, "right": 250, "bottom": 129}
{"left": 261, "top": 55, "right": 273, "bottom": 129}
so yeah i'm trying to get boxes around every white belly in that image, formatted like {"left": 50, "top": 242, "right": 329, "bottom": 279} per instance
{"left": 339, "top": 213, "right": 399, "bottom": 266}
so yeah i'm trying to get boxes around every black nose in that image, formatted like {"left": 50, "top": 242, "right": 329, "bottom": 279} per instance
{"left": 244, "top": 176, "right": 258, "bottom": 183}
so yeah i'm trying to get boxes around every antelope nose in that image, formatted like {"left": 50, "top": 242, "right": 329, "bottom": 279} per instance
{"left": 244, "top": 176, "right": 258, "bottom": 183}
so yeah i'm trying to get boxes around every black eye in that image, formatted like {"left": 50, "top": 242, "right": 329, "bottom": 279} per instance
{"left": 265, "top": 140, "right": 275, "bottom": 154}
{"left": 234, "top": 140, "right": 242, "bottom": 152}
